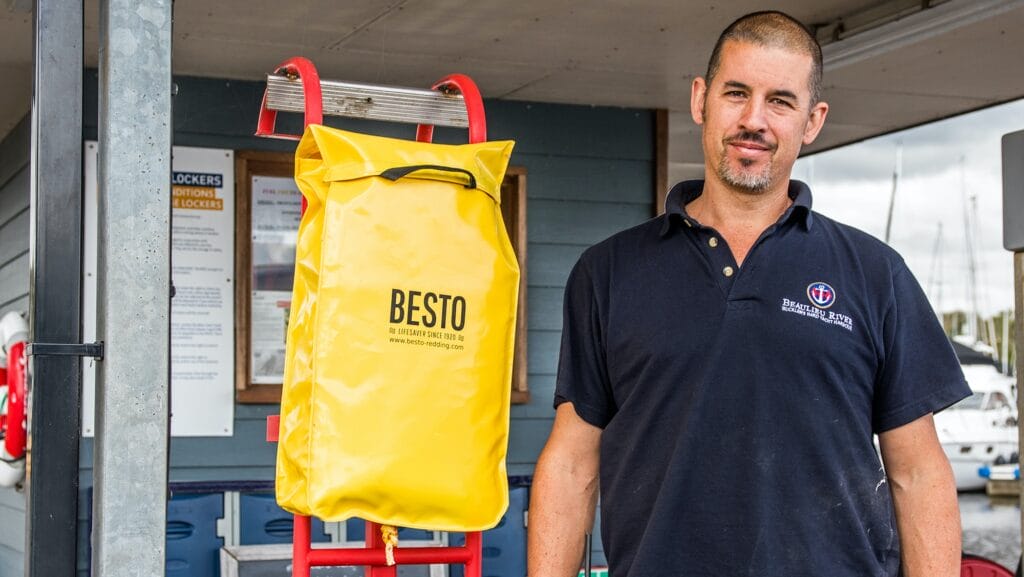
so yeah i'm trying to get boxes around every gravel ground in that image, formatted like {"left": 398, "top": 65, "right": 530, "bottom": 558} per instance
{"left": 960, "top": 492, "right": 1021, "bottom": 571}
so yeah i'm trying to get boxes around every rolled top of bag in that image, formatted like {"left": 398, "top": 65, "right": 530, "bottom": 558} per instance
{"left": 298, "top": 124, "right": 514, "bottom": 204}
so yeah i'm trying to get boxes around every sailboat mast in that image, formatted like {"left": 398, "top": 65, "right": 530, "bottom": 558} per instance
{"left": 927, "top": 222, "right": 944, "bottom": 323}
{"left": 884, "top": 141, "right": 902, "bottom": 245}
{"left": 1003, "top": 310, "right": 1011, "bottom": 376}
{"left": 961, "top": 157, "right": 979, "bottom": 342}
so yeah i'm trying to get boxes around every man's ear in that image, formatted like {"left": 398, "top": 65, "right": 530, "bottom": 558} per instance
{"left": 691, "top": 77, "right": 707, "bottom": 126}
{"left": 802, "top": 101, "right": 829, "bottom": 145}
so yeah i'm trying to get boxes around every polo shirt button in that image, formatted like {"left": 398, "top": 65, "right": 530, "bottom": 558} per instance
{"left": 723, "top": 266, "right": 734, "bottom": 277}
{"left": 708, "top": 237, "right": 718, "bottom": 248}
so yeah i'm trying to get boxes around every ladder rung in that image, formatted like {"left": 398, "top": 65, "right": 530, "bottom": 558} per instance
{"left": 265, "top": 74, "right": 470, "bottom": 127}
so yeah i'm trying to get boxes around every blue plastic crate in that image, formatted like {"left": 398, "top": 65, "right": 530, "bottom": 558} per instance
{"left": 450, "top": 486, "right": 528, "bottom": 577}
{"left": 239, "top": 493, "right": 330, "bottom": 545}
{"left": 166, "top": 492, "right": 224, "bottom": 577}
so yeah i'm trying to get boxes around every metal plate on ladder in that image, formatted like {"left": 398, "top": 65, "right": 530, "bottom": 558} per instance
{"left": 265, "top": 74, "right": 470, "bottom": 128}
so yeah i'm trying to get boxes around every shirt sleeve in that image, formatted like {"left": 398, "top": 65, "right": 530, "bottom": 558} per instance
{"left": 553, "top": 256, "right": 616, "bottom": 429}
{"left": 872, "top": 262, "right": 971, "bottom": 433}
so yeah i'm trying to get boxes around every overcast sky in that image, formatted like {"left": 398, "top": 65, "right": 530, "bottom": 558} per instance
{"left": 793, "top": 98, "right": 1024, "bottom": 319}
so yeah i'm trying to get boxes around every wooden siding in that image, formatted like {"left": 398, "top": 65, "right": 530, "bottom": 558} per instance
{"left": 0, "top": 114, "right": 30, "bottom": 576}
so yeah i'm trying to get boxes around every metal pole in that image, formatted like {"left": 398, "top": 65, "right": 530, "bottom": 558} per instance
{"left": 26, "top": 1, "right": 83, "bottom": 576}
{"left": 1016, "top": 252, "right": 1024, "bottom": 564}
{"left": 93, "top": 0, "right": 172, "bottom": 575}
{"left": 584, "top": 533, "right": 593, "bottom": 577}
{"left": 1002, "top": 309, "right": 1010, "bottom": 376}
{"left": 883, "top": 141, "right": 901, "bottom": 245}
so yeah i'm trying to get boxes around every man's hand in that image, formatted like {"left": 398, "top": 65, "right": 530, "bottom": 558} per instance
{"left": 879, "top": 413, "right": 961, "bottom": 577}
{"left": 527, "top": 403, "right": 602, "bottom": 577}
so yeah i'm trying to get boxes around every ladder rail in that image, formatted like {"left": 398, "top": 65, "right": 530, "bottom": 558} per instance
{"left": 265, "top": 74, "right": 470, "bottom": 128}
{"left": 256, "top": 57, "right": 485, "bottom": 141}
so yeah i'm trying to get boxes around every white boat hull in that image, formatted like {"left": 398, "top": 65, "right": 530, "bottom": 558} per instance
{"left": 934, "top": 363, "right": 1018, "bottom": 492}
{"left": 942, "top": 442, "right": 1017, "bottom": 492}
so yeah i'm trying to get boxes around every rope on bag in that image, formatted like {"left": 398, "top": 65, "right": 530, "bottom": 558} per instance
{"left": 381, "top": 524, "right": 399, "bottom": 566}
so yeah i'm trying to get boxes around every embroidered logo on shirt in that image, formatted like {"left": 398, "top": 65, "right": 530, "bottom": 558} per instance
{"left": 780, "top": 282, "right": 852, "bottom": 331}
{"left": 806, "top": 282, "right": 836, "bottom": 309}
{"left": 780, "top": 297, "right": 853, "bottom": 332}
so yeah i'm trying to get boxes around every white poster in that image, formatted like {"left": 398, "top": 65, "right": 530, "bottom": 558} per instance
{"left": 251, "top": 290, "right": 291, "bottom": 384}
{"left": 249, "top": 176, "right": 302, "bottom": 384}
{"left": 83, "top": 143, "right": 235, "bottom": 437}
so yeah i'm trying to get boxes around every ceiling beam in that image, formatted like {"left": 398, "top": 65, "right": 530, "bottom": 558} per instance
{"left": 823, "top": 0, "right": 1024, "bottom": 69}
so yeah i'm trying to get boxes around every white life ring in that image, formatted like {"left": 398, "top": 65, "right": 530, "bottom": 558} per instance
{"left": 0, "top": 311, "right": 28, "bottom": 488}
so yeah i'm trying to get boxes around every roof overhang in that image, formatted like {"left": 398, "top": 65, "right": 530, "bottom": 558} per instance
{"left": 2, "top": 0, "right": 1023, "bottom": 168}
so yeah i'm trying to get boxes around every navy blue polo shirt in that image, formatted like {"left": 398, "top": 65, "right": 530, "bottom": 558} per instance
{"left": 554, "top": 180, "right": 969, "bottom": 577}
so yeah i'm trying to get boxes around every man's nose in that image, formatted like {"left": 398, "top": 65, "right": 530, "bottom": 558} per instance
{"left": 738, "top": 99, "right": 768, "bottom": 133}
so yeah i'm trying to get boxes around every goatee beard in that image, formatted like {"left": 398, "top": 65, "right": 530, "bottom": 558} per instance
{"left": 717, "top": 130, "right": 776, "bottom": 193}
{"left": 718, "top": 155, "right": 772, "bottom": 193}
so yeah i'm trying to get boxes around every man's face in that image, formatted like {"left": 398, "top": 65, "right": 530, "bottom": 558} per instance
{"left": 691, "top": 40, "right": 828, "bottom": 195}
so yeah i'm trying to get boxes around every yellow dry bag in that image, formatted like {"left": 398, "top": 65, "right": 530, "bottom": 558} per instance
{"left": 276, "top": 124, "right": 518, "bottom": 532}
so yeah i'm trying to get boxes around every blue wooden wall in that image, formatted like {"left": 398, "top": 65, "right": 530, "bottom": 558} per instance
{"left": 0, "top": 115, "right": 29, "bottom": 576}
{"left": 0, "top": 70, "right": 655, "bottom": 575}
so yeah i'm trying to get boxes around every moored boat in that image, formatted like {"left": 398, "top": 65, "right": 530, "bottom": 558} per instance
{"left": 934, "top": 351, "right": 1018, "bottom": 491}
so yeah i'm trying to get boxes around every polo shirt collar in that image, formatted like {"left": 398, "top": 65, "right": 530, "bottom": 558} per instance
{"left": 659, "top": 179, "right": 814, "bottom": 237}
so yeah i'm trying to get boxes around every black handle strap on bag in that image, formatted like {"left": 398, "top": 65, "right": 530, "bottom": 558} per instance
{"left": 378, "top": 165, "right": 477, "bottom": 189}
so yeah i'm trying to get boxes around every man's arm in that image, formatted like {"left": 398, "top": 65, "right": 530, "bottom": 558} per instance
{"left": 528, "top": 402, "right": 602, "bottom": 577}
{"left": 878, "top": 413, "right": 961, "bottom": 577}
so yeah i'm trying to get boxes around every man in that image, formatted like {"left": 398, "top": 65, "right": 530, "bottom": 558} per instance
{"left": 528, "top": 11, "right": 969, "bottom": 577}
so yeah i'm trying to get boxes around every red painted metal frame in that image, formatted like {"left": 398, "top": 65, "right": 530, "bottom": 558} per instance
{"left": 0, "top": 366, "right": 6, "bottom": 431}
{"left": 255, "top": 57, "right": 324, "bottom": 141}
{"left": 266, "top": 414, "right": 280, "bottom": 442}
{"left": 291, "top": 514, "right": 482, "bottom": 577}
{"left": 415, "top": 74, "right": 487, "bottom": 144}
{"left": 5, "top": 341, "right": 26, "bottom": 459}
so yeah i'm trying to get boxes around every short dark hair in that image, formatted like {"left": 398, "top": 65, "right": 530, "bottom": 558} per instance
{"left": 705, "top": 11, "right": 823, "bottom": 104}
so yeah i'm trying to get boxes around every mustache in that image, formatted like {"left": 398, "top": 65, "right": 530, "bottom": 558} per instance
{"left": 724, "top": 131, "right": 777, "bottom": 150}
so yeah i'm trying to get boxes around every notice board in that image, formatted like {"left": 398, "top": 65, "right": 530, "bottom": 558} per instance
{"left": 83, "top": 142, "right": 235, "bottom": 436}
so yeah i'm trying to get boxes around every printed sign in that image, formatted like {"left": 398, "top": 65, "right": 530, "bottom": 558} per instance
{"left": 249, "top": 175, "right": 302, "bottom": 383}
{"left": 83, "top": 143, "right": 235, "bottom": 436}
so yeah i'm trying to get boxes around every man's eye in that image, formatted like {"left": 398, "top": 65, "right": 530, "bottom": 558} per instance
{"left": 725, "top": 91, "right": 746, "bottom": 98}
{"left": 770, "top": 98, "right": 794, "bottom": 108}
